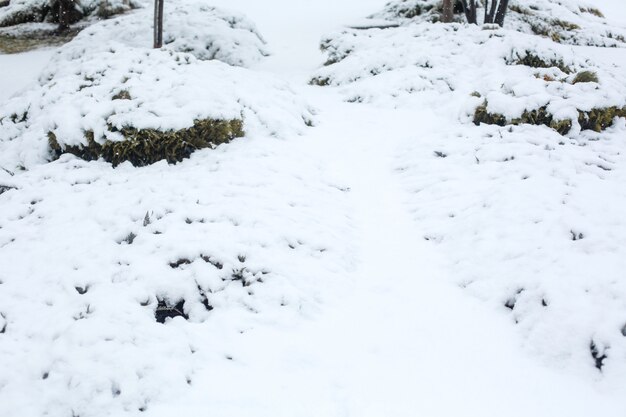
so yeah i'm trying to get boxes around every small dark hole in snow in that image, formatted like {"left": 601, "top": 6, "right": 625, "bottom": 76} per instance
{"left": 434, "top": 151, "right": 447, "bottom": 158}
{"left": 570, "top": 231, "right": 584, "bottom": 241}
{"left": 226, "top": 355, "right": 233, "bottom": 360}
{"left": 120, "top": 232, "right": 136, "bottom": 245}
{"left": 541, "top": 299, "right": 548, "bottom": 307}
{"left": 621, "top": 324, "right": 626, "bottom": 337}
{"left": 197, "top": 285, "right": 213, "bottom": 311}
{"left": 143, "top": 211, "right": 151, "bottom": 227}
{"left": 238, "top": 254, "right": 246, "bottom": 263}
{"left": 231, "top": 268, "right": 245, "bottom": 283}
{"left": 504, "top": 298, "right": 516, "bottom": 310}
{"left": 185, "top": 218, "right": 193, "bottom": 224}
{"left": 0, "top": 185, "right": 17, "bottom": 195}
{"left": 75, "top": 286, "right": 89, "bottom": 295}
{"left": 42, "top": 372, "right": 49, "bottom": 380}
{"left": 200, "top": 255, "right": 223, "bottom": 269}
{"left": 155, "top": 299, "right": 188, "bottom": 323}
{"left": 590, "top": 341, "right": 607, "bottom": 371}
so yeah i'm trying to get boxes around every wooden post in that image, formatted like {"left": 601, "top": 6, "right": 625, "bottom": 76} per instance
{"left": 442, "top": 0, "right": 454, "bottom": 23}
{"left": 153, "top": 0, "right": 164, "bottom": 48}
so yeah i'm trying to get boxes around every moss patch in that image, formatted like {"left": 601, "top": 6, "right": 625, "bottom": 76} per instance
{"left": 572, "top": 70, "right": 598, "bottom": 84}
{"left": 474, "top": 101, "right": 626, "bottom": 134}
{"left": 473, "top": 101, "right": 506, "bottom": 127}
{"left": 578, "top": 107, "right": 626, "bottom": 132}
{"left": 551, "top": 19, "right": 580, "bottom": 32}
{"left": 48, "top": 118, "right": 244, "bottom": 167}
{"left": 309, "top": 76, "right": 331, "bottom": 86}
{"left": 510, "top": 51, "right": 572, "bottom": 74}
{"left": 580, "top": 7, "right": 604, "bottom": 18}
{"left": 111, "top": 90, "right": 132, "bottom": 100}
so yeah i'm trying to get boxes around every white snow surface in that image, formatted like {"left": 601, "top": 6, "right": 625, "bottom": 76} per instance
{"left": 1, "top": 0, "right": 626, "bottom": 416}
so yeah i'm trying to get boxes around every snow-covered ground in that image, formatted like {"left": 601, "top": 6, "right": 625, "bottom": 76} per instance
{"left": 1, "top": 0, "right": 626, "bottom": 416}
{"left": 0, "top": 48, "right": 55, "bottom": 101}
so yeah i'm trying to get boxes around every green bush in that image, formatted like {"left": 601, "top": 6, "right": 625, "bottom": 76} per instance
{"left": 48, "top": 118, "right": 245, "bottom": 167}
{"left": 473, "top": 102, "right": 626, "bottom": 135}
{"left": 510, "top": 51, "right": 572, "bottom": 74}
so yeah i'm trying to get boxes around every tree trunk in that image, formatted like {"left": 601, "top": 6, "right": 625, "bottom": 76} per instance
{"left": 441, "top": 0, "right": 454, "bottom": 23}
{"left": 153, "top": 0, "right": 164, "bottom": 48}
{"left": 460, "top": 0, "right": 478, "bottom": 24}
{"left": 57, "top": 0, "right": 73, "bottom": 31}
{"left": 494, "top": 0, "right": 509, "bottom": 26}
{"left": 484, "top": 0, "right": 499, "bottom": 24}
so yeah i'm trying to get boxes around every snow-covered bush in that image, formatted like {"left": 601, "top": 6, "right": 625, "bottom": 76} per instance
{"left": 72, "top": 1, "right": 269, "bottom": 66}
{"left": 312, "top": 10, "right": 626, "bottom": 135}
{"left": 372, "top": 0, "right": 626, "bottom": 47}
{"left": 0, "top": 0, "right": 135, "bottom": 27}
{"left": 0, "top": 5, "right": 310, "bottom": 169}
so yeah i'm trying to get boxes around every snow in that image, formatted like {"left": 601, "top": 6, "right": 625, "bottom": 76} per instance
{"left": 0, "top": 48, "right": 54, "bottom": 101}
{"left": 1, "top": 0, "right": 626, "bottom": 416}
{"left": 0, "top": 3, "right": 312, "bottom": 170}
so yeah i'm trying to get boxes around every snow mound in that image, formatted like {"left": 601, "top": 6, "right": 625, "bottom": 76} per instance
{"left": 0, "top": 137, "right": 356, "bottom": 417}
{"left": 0, "top": 6, "right": 311, "bottom": 170}
{"left": 73, "top": 2, "right": 269, "bottom": 66}
{"left": 312, "top": 23, "right": 626, "bottom": 134}
{"left": 372, "top": 0, "right": 626, "bottom": 47}
{"left": 394, "top": 116, "right": 626, "bottom": 381}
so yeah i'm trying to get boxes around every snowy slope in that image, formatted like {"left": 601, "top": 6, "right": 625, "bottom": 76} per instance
{"left": 1, "top": 0, "right": 626, "bottom": 416}
{"left": 311, "top": 0, "right": 626, "bottom": 382}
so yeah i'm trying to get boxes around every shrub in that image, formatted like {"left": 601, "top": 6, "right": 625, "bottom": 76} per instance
{"left": 48, "top": 118, "right": 244, "bottom": 167}
{"left": 474, "top": 101, "right": 626, "bottom": 135}
{"left": 572, "top": 70, "right": 598, "bottom": 84}
{"left": 510, "top": 51, "right": 572, "bottom": 73}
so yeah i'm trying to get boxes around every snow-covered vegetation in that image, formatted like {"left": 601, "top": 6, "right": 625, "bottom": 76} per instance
{"left": 0, "top": 2, "right": 311, "bottom": 168}
{"left": 373, "top": 0, "right": 626, "bottom": 46}
{"left": 313, "top": 0, "right": 626, "bottom": 381}
{"left": 1, "top": 0, "right": 626, "bottom": 415}
{"left": 0, "top": 0, "right": 135, "bottom": 27}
